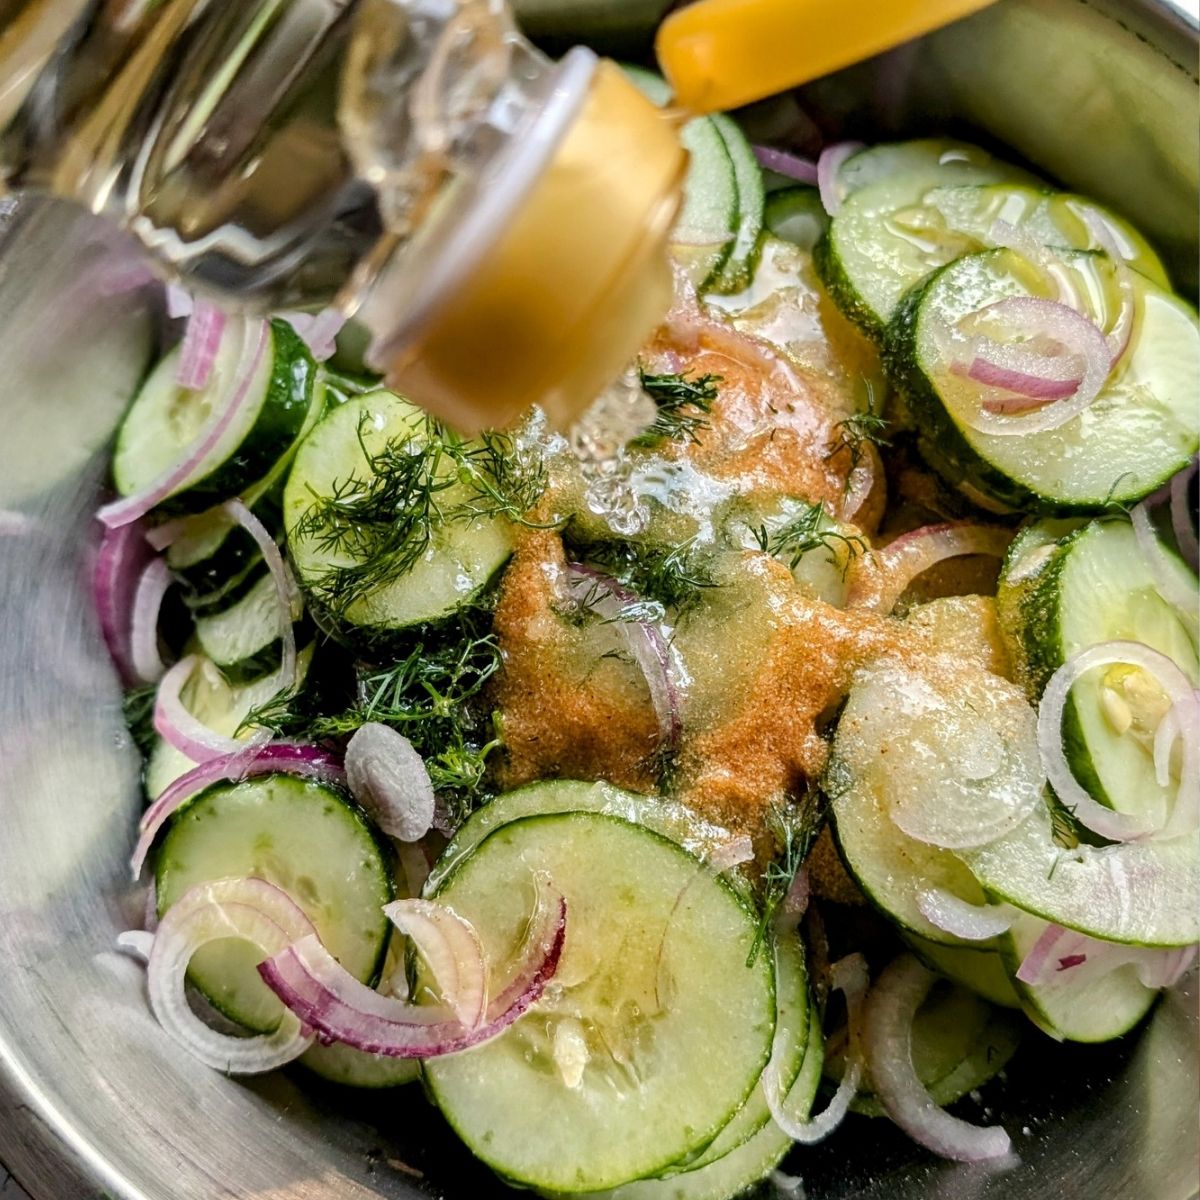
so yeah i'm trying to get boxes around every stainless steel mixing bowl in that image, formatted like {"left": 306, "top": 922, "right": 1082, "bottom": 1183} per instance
{"left": 0, "top": 1, "right": 1197, "bottom": 1197}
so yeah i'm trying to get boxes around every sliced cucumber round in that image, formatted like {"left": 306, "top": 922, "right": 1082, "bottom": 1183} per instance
{"left": 957, "top": 801, "right": 1199, "bottom": 948}
{"left": 902, "top": 933, "right": 1021, "bottom": 1009}
{"left": 114, "top": 319, "right": 316, "bottom": 516}
{"left": 622, "top": 66, "right": 737, "bottom": 291}
{"left": 284, "top": 390, "right": 514, "bottom": 640}
{"left": 156, "top": 772, "right": 394, "bottom": 1032}
{"left": 193, "top": 568, "right": 302, "bottom": 682}
{"left": 667, "top": 931, "right": 809, "bottom": 1174}
{"left": 824, "top": 978, "right": 1021, "bottom": 1117}
{"left": 923, "top": 183, "right": 1169, "bottom": 288}
{"left": 424, "top": 778, "right": 737, "bottom": 897}
{"left": 556, "top": 1004, "right": 823, "bottom": 1200}
{"left": 706, "top": 113, "right": 765, "bottom": 295}
{"left": 816, "top": 145, "right": 1038, "bottom": 337}
{"left": 997, "top": 516, "right": 1198, "bottom": 826}
{"left": 165, "top": 488, "right": 283, "bottom": 602}
{"left": 143, "top": 650, "right": 311, "bottom": 799}
{"left": 299, "top": 1038, "right": 420, "bottom": 1088}
{"left": 833, "top": 139, "right": 1033, "bottom": 204}
{"left": 997, "top": 912, "right": 1157, "bottom": 1043}
{"left": 886, "top": 248, "right": 1200, "bottom": 510}
{"left": 825, "top": 655, "right": 1042, "bottom": 947}
{"left": 763, "top": 186, "right": 828, "bottom": 251}
{"left": 423, "top": 812, "right": 776, "bottom": 1193}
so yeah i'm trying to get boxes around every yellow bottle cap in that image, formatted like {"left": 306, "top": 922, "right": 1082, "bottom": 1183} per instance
{"left": 657, "top": 0, "right": 999, "bottom": 115}
{"left": 359, "top": 48, "right": 687, "bottom": 433}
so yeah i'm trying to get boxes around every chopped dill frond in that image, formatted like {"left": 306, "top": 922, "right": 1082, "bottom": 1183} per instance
{"left": 751, "top": 500, "right": 867, "bottom": 573}
{"left": 748, "top": 791, "right": 824, "bottom": 966}
{"left": 580, "top": 537, "right": 718, "bottom": 614}
{"left": 828, "top": 384, "right": 891, "bottom": 481}
{"left": 295, "top": 415, "right": 548, "bottom": 624}
{"left": 122, "top": 684, "right": 159, "bottom": 758}
{"left": 240, "top": 610, "right": 504, "bottom": 825}
{"left": 632, "top": 368, "right": 722, "bottom": 448}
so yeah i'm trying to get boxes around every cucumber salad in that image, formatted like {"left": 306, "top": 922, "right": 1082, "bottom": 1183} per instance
{"left": 96, "top": 92, "right": 1197, "bottom": 1199}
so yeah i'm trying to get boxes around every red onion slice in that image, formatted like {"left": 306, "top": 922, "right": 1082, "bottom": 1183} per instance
{"left": 1130, "top": 501, "right": 1199, "bottom": 633}
{"left": 847, "top": 522, "right": 1011, "bottom": 614}
{"left": 345, "top": 723, "right": 436, "bottom": 843}
{"left": 223, "top": 498, "right": 299, "bottom": 690}
{"left": 116, "top": 929, "right": 155, "bottom": 964}
{"left": 166, "top": 283, "right": 194, "bottom": 319}
{"left": 176, "top": 301, "right": 227, "bottom": 391}
{"left": 92, "top": 519, "right": 157, "bottom": 685}
{"left": 154, "top": 654, "right": 270, "bottom": 765}
{"left": 916, "top": 889, "right": 1013, "bottom": 941}
{"left": 1038, "top": 641, "right": 1199, "bottom": 842}
{"left": 865, "top": 954, "right": 1012, "bottom": 1162}
{"left": 566, "top": 564, "right": 684, "bottom": 754}
{"left": 277, "top": 308, "right": 346, "bottom": 362}
{"left": 752, "top": 145, "right": 819, "bottom": 185}
{"left": 1017, "top": 922, "right": 1197, "bottom": 991}
{"left": 98, "top": 320, "right": 268, "bottom": 529}
{"left": 707, "top": 835, "right": 754, "bottom": 873}
{"left": 131, "top": 742, "right": 345, "bottom": 879}
{"left": 766, "top": 953, "right": 868, "bottom": 1143}
{"left": 384, "top": 899, "right": 488, "bottom": 1028}
{"left": 817, "top": 141, "right": 865, "bottom": 216}
{"left": 943, "top": 298, "right": 1112, "bottom": 437}
{"left": 259, "top": 884, "right": 566, "bottom": 1058}
{"left": 146, "top": 878, "right": 317, "bottom": 1073}
{"left": 1169, "top": 461, "right": 1198, "bottom": 572}
{"left": 129, "top": 558, "right": 174, "bottom": 685}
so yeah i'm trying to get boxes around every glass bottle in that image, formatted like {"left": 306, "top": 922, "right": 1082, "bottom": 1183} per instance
{"left": 0, "top": 0, "right": 688, "bottom": 430}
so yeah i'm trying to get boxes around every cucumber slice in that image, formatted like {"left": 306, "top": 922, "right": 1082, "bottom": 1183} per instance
{"left": 623, "top": 67, "right": 737, "bottom": 290}
{"left": 825, "top": 655, "right": 1041, "bottom": 947}
{"left": 924, "top": 183, "right": 1170, "bottom": 289}
{"left": 143, "top": 652, "right": 310, "bottom": 799}
{"left": 284, "top": 390, "right": 514, "bottom": 640}
{"left": 706, "top": 114, "right": 766, "bottom": 295}
{"left": 193, "top": 568, "right": 304, "bottom": 683}
{"left": 998, "top": 516, "right": 1198, "bottom": 826}
{"left": 552, "top": 989, "right": 824, "bottom": 1200}
{"left": 425, "top": 778, "right": 737, "bottom": 897}
{"left": 114, "top": 319, "right": 316, "bottom": 516}
{"left": 902, "top": 934, "right": 1021, "bottom": 1009}
{"left": 997, "top": 912, "right": 1157, "bottom": 1043}
{"left": 669, "top": 932, "right": 809, "bottom": 1173}
{"left": 833, "top": 139, "right": 1031, "bottom": 204}
{"left": 816, "top": 146, "right": 1038, "bottom": 337}
{"left": 763, "top": 186, "right": 828, "bottom": 251}
{"left": 824, "top": 979, "right": 1021, "bottom": 1117}
{"left": 156, "top": 773, "right": 394, "bottom": 1032}
{"left": 166, "top": 489, "right": 283, "bottom": 601}
{"left": 887, "top": 248, "right": 1200, "bottom": 510}
{"left": 300, "top": 1034, "right": 420, "bottom": 1088}
{"left": 423, "top": 812, "right": 776, "bottom": 1193}
{"left": 957, "top": 799, "right": 1199, "bottom": 948}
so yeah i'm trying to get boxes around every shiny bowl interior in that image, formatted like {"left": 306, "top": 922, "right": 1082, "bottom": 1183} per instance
{"left": 0, "top": 1, "right": 1197, "bottom": 1197}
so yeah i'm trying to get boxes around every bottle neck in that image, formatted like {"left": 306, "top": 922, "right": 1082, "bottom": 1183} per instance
{"left": 0, "top": 0, "right": 543, "bottom": 312}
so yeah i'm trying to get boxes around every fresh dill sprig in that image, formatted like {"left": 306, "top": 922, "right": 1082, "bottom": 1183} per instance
{"left": 122, "top": 684, "right": 159, "bottom": 758}
{"left": 580, "top": 537, "right": 718, "bottom": 613}
{"left": 751, "top": 501, "right": 867, "bottom": 574}
{"left": 295, "top": 416, "right": 547, "bottom": 624}
{"left": 827, "top": 386, "right": 891, "bottom": 479}
{"left": 241, "top": 611, "right": 505, "bottom": 825}
{"left": 747, "top": 791, "right": 824, "bottom": 966}
{"left": 631, "top": 368, "right": 722, "bottom": 448}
